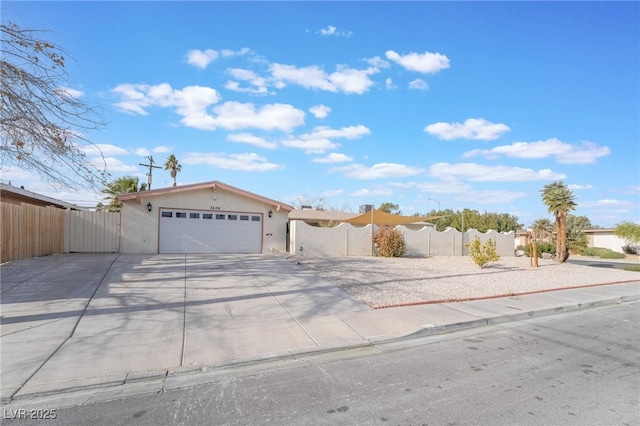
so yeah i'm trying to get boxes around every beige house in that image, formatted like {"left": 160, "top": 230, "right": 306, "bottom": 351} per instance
{"left": 118, "top": 181, "right": 293, "bottom": 254}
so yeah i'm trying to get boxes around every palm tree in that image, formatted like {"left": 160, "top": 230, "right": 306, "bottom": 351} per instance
{"left": 100, "top": 176, "right": 147, "bottom": 211}
{"left": 540, "top": 181, "right": 577, "bottom": 262}
{"left": 164, "top": 154, "right": 182, "bottom": 187}
{"left": 531, "top": 218, "right": 555, "bottom": 243}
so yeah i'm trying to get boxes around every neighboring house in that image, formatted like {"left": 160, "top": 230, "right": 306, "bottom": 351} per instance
{"left": 0, "top": 183, "right": 83, "bottom": 210}
{"left": 118, "top": 180, "right": 293, "bottom": 254}
{"left": 514, "top": 228, "right": 633, "bottom": 253}
{"left": 584, "top": 228, "right": 635, "bottom": 253}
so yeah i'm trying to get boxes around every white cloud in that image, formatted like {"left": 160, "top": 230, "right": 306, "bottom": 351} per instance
{"left": 351, "top": 186, "right": 396, "bottom": 197}
{"left": 182, "top": 152, "right": 283, "bottom": 172}
{"left": 417, "top": 180, "right": 473, "bottom": 194}
{"left": 227, "top": 133, "right": 278, "bottom": 149}
{"left": 318, "top": 25, "right": 352, "bottom": 37}
{"left": 221, "top": 48, "right": 250, "bottom": 57}
{"left": 186, "top": 49, "right": 219, "bottom": 69}
{"left": 332, "top": 162, "right": 425, "bottom": 180}
{"left": 321, "top": 189, "right": 344, "bottom": 197}
{"left": 385, "top": 78, "right": 396, "bottom": 90}
{"left": 367, "top": 56, "right": 391, "bottom": 69}
{"left": 211, "top": 102, "right": 305, "bottom": 132}
{"left": 153, "top": 145, "right": 172, "bottom": 154}
{"left": 456, "top": 189, "right": 529, "bottom": 205}
{"left": 134, "top": 148, "right": 151, "bottom": 157}
{"left": 385, "top": 50, "right": 450, "bottom": 74}
{"left": 464, "top": 138, "right": 611, "bottom": 164}
{"left": 281, "top": 137, "right": 338, "bottom": 154}
{"left": 567, "top": 184, "right": 594, "bottom": 190}
{"left": 282, "top": 125, "right": 370, "bottom": 154}
{"left": 408, "top": 78, "right": 429, "bottom": 91}
{"left": 112, "top": 83, "right": 221, "bottom": 119}
{"left": 102, "top": 157, "right": 138, "bottom": 173}
{"left": 313, "top": 153, "right": 354, "bottom": 163}
{"left": 309, "top": 104, "right": 331, "bottom": 119}
{"left": 307, "top": 125, "right": 370, "bottom": 140}
{"left": 270, "top": 63, "right": 377, "bottom": 94}
{"left": 428, "top": 162, "right": 566, "bottom": 182}
{"left": 225, "top": 68, "right": 270, "bottom": 94}
{"left": 79, "top": 143, "right": 128, "bottom": 157}
{"left": 56, "top": 87, "right": 84, "bottom": 98}
{"left": 425, "top": 118, "right": 510, "bottom": 141}
{"left": 113, "top": 83, "right": 305, "bottom": 133}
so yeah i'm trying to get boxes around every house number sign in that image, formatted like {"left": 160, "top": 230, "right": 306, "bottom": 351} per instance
{"left": 209, "top": 206, "right": 221, "bottom": 210}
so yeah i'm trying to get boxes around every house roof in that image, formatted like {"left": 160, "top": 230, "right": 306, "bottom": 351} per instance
{"left": 118, "top": 180, "right": 294, "bottom": 212}
{"left": 0, "top": 183, "right": 84, "bottom": 210}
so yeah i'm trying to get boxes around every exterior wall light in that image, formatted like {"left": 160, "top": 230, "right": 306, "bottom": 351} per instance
{"left": 268, "top": 209, "right": 273, "bottom": 218}
{"left": 147, "top": 202, "right": 152, "bottom": 212}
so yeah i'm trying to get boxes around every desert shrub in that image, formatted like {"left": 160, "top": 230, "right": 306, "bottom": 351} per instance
{"left": 581, "top": 247, "right": 626, "bottom": 259}
{"left": 599, "top": 250, "right": 625, "bottom": 259}
{"left": 581, "top": 247, "right": 609, "bottom": 257}
{"left": 523, "top": 242, "right": 556, "bottom": 257}
{"left": 622, "top": 244, "right": 638, "bottom": 255}
{"left": 466, "top": 237, "right": 500, "bottom": 268}
{"left": 374, "top": 226, "right": 406, "bottom": 257}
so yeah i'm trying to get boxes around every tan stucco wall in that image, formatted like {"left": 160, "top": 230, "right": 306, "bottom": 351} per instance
{"left": 120, "top": 187, "right": 289, "bottom": 254}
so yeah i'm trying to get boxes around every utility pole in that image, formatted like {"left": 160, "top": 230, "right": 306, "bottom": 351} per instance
{"left": 139, "top": 156, "right": 162, "bottom": 190}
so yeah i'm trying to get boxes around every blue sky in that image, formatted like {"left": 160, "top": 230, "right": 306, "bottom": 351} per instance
{"left": 2, "top": 1, "right": 639, "bottom": 227}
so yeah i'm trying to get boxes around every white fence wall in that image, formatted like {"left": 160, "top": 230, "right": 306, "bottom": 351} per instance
{"left": 291, "top": 221, "right": 515, "bottom": 257}
{"left": 65, "top": 210, "right": 121, "bottom": 253}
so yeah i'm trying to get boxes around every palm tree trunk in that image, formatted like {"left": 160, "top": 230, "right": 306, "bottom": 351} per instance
{"left": 558, "top": 214, "right": 569, "bottom": 262}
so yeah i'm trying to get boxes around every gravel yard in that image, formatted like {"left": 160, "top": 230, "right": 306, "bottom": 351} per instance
{"left": 293, "top": 255, "right": 640, "bottom": 308}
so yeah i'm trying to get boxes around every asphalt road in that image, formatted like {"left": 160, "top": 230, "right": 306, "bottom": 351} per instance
{"left": 567, "top": 258, "right": 639, "bottom": 270}
{"left": 4, "top": 303, "right": 639, "bottom": 426}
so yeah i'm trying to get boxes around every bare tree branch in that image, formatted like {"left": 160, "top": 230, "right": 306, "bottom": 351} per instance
{"left": 0, "top": 22, "right": 109, "bottom": 190}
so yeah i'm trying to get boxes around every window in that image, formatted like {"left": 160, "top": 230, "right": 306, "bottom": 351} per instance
{"left": 161, "top": 211, "right": 173, "bottom": 218}
{"left": 216, "top": 214, "right": 225, "bottom": 220}
{"left": 228, "top": 214, "right": 237, "bottom": 220}
{"left": 203, "top": 213, "right": 213, "bottom": 219}
{"left": 190, "top": 213, "right": 200, "bottom": 219}
{"left": 251, "top": 216, "right": 261, "bottom": 222}
{"left": 176, "top": 212, "right": 187, "bottom": 218}
{"left": 240, "top": 215, "right": 249, "bottom": 221}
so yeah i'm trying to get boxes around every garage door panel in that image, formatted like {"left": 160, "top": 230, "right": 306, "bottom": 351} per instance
{"left": 159, "top": 209, "right": 262, "bottom": 254}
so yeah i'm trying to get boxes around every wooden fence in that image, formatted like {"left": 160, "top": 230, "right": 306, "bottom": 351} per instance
{"left": 1, "top": 202, "right": 121, "bottom": 263}
{"left": 1, "top": 202, "right": 65, "bottom": 263}
{"left": 65, "top": 209, "right": 120, "bottom": 253}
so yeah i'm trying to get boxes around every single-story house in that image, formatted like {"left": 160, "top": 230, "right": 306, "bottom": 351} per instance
{"left": 0, "top": 183, "right": 83, "bottom": 210}
{"left": 118, "top": 181, "right": 293, "bottom": 254}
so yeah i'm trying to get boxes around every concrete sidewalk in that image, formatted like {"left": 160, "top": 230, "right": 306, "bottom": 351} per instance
{"left": 1, "top": 253, "right": 638, "bottom": 407}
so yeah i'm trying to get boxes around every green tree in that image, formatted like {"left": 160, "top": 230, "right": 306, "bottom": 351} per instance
{"left": 567, "top": 215, "right": 591, "bottom": 254}
{"left": 1, "top": 23, "right": 107, "bottom": 190}
{"left": 164, "top": 154, "right": 182, "bottom": 187}
{"left": 540, "top": 181, "right": 577, "bottom": 262}
{"left": 422, "top": 208, "right": 521, "bottom": 233}
{"left": 100, "top": 176, "right": 147, "bottom": 211}
{"left": 378, "top": 202, "right": 401, "bottom": 215}
{"left": 614, "top": 222, "right": 640, "bottom": 249}
{"left": 531, "top": 218, "right": 555, "bottom": 242}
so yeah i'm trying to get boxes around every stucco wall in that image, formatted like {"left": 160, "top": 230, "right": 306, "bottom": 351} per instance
{"left": 121, "top": 187, "right": 288, "bottom": 254}
{"left": 591, "top": 233, "right": 631, "bottom": 253}
{"left": 291, "top": 221, "right": 515, "bottom": 257}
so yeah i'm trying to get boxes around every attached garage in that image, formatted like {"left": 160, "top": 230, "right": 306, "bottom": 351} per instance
{"left": 159, "top": 209, "right": 262, "bottom": 253}
{"left": 118, "top": 181, "right": 293, "bottom": 255}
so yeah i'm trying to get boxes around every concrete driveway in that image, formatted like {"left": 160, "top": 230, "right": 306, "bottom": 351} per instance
{"left": 1, "top": 253, "right": 371, "bottom": 401}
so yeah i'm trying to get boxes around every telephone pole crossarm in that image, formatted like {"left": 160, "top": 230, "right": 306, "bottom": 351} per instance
{"left": 138, "top": 155, "right": 162, "bottom": 190}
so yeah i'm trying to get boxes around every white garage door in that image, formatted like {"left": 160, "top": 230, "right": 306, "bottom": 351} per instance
{"left": 159, "top": 209, "right": 262, "bottom": 253}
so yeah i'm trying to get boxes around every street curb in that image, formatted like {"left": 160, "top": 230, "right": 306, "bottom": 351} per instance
{"left": 3, "top": 294, "right": 639, "bottom": 408}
